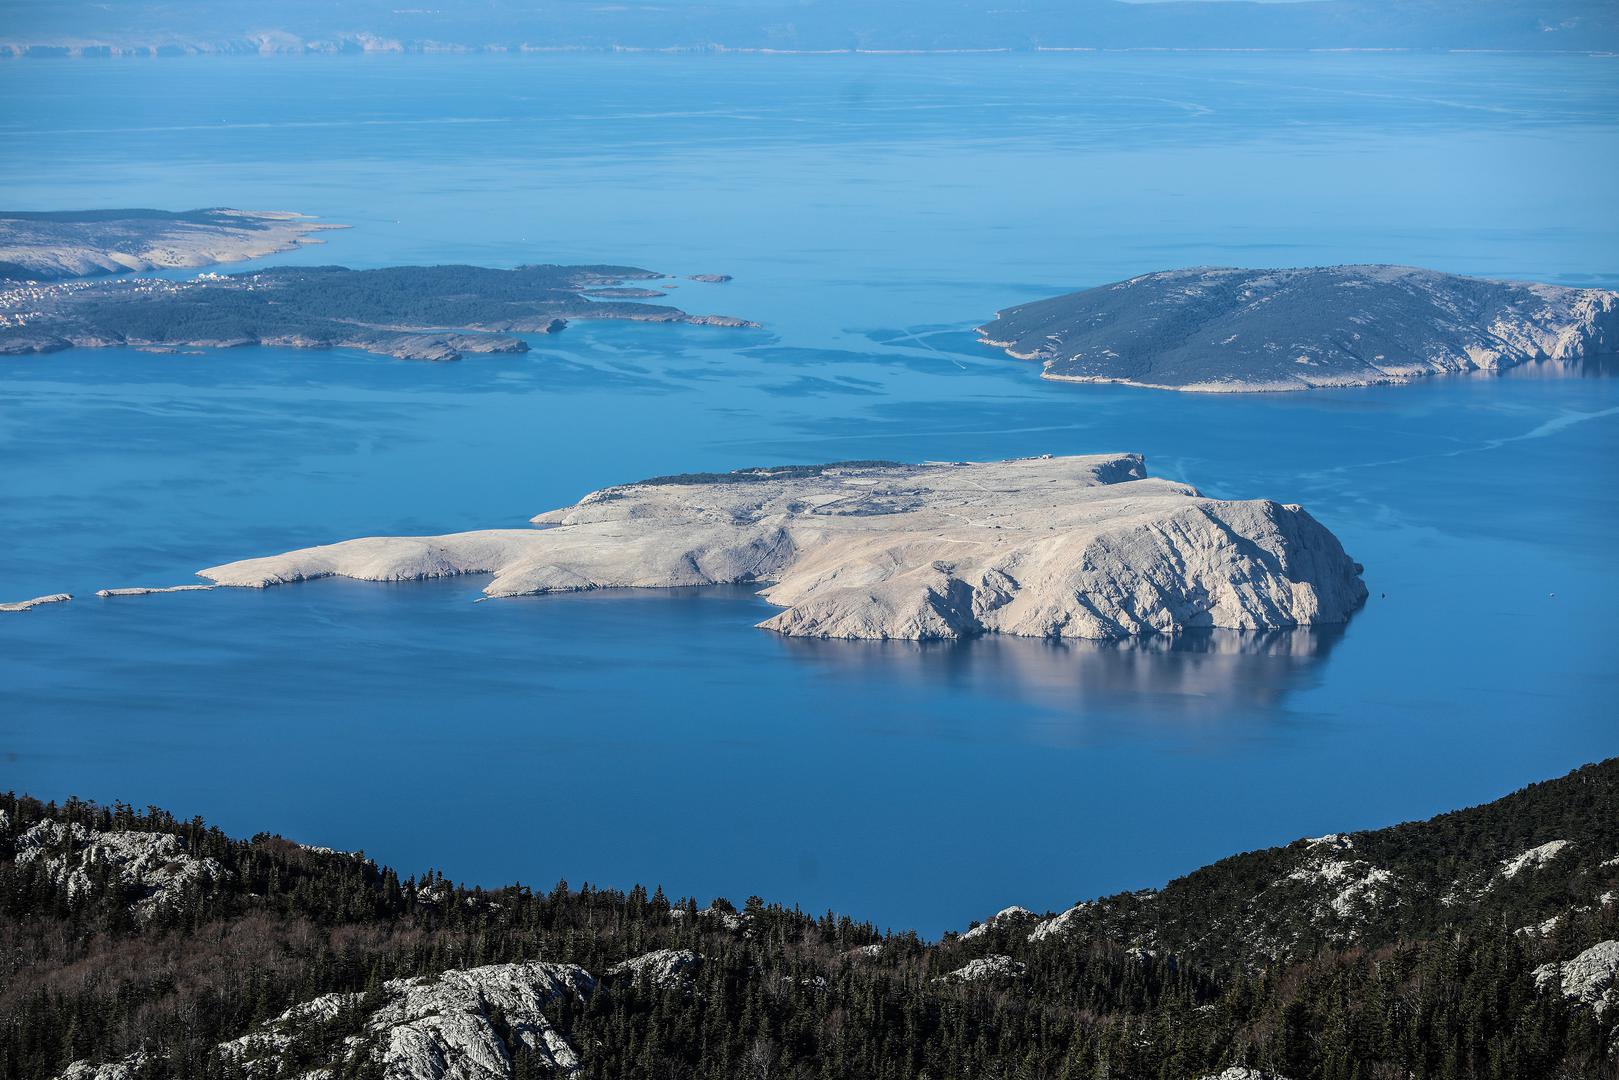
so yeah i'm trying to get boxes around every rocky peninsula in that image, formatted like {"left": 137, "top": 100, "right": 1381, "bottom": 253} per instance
{"left": 199, "top": 454, "right": 1366, "bottom": 640}
{"left": 0, "top": 208, "right": 341, "bottom": 282}
{"left": 977, "top": 265, "right": 1619, "bottom": 392}
{"left": 0, "top": 263, "right": 757, "bottom": 361}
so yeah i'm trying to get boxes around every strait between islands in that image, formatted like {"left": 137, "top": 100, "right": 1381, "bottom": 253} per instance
{"left": 198, "top": 454, "right": 1367, "bottom": 641}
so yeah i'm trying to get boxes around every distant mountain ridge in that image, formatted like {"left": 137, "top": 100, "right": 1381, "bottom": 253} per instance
{"left": 3, "top": 0, "right": 1617, "bottom": 56}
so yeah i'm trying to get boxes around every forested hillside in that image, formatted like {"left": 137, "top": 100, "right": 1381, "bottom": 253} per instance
{"left": 4, "top": 760, "right": 1617, "bottom": 1080}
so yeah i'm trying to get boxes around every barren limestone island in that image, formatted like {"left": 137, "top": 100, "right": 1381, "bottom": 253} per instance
{"left": 8, "top": 758, "right": 1617, "bottom": 1079}
{"left": 0, "top": 207, "right": 341, "bottom": 281}
{"left": 200, "top": 454, "right": 1366, "bottom": 640}
{"left": 0, "top": 262, "right": 757, "bottom": 362}
{"left": 977, "top": 265, "right": 1619, "bottom": 392}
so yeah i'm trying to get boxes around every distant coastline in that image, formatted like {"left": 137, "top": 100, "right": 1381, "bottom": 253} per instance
{"left": 4, "top": 0, "right": 1615, "bottom": 58}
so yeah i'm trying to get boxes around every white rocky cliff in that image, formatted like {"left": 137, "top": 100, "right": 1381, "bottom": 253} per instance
{"left": 198, "top": 454, "right": 1367, "bottom": 641}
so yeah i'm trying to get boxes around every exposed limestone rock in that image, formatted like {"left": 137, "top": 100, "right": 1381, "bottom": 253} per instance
{"left": 1501, "top": 840, "right": 1574, "bottom": 879}
{"left": 1535, "top": 940, "right": 1619, "bottom": 1017}
{"left": 606, "top": 949, "right": 701, "bottom": 992}
{"left": 942, "top": 955, "right": 1026, "bottom": 982}
{"left": 961, "top": 906, "right": 1036, "bottom": 940}
{"left": 54, "top": 1056, "right": 148, "bottom": 1080}
{"left": 0, "top": 592, "right": 71, "bottom": 612}
{"left": 66, "top": 961, "right": 595, "bottom": 1079}
{"left": 383, "top": 333, "right": 533, "bottom": 362}
{"left": 1517, "top": 913, "right": 1566, "bottom": 937}
{"left": 1196, "top": 1069, "right": 1293, "bottom": 1080}
{"left": 218, "top": 961, "right": 595, "bottom": 1078}
{"left": 218, "top": 992, "right": 362, "bottom": 1076}
{"left": 199, "top": 454, "right": 1366, "bottom": 643}
{"left": 977, "top": 265, "right": 1619, "bottom": 392}
{"left": 16, "top": 821, "right": 226, "bottom": 913}
{"left": 1027, "top": 903, "right": 1091, "bottom": 944}
{"left": 1284, "top": 857, "right": 1397, "bottom": 921}
{"left": 96, "top": 584, "right": 214, "bottom": 597}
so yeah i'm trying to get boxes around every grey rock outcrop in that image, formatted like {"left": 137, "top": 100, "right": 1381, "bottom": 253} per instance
{"left": 1500, "top": 840, "right": 1574, "bottom": 880}
{"left": 96, "top": 584, "right": 214, "bottom": 597}
{"left": 64, "top": 961, "right": 595, "bottom": 1080}
{"left": 199, "top": 454, "right": 1366, "bottom": 642}
{"left": 1535, "top": 940, "right": 1619, "bottom": 1017}
{"left": 942, "top": 955, "right": 1026, "bottom": 982}
{"left": 978, "top": 265, "right": 1619, "bottom": 392}
{"left": 606, "top": 949, "right": 701, "bottom": 991}
{"left": 16, "top": 820, "right": 226, "bottom": 914}
{"left": 960, "top": 906, "right": 1037, "bottom": 940}
{"left": 0, "top": 592, "right": 71, "bottom": 612}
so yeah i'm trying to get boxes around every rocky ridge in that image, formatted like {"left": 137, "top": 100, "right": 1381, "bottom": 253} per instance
{"left": 11, "top": 758, "right": 1619, "bottom": 1080}
{"left": 56, "top": 961, "right": 595, "bottom": 1080}
{"left": 15, "top": 819, "right": 226, "bottom": 914}
{"left": 198, "top": 453, "right": 1366, "bottom": 642}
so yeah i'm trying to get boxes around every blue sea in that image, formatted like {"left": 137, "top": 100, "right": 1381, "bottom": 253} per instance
{"left": 0, "top": 52, "right": 1615, "bottom": 934}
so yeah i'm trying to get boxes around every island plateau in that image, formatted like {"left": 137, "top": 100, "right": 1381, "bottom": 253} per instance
{"left": 977, "top": 265, "right": 1619, "bottom": 392}
{"left": 8, "top": 758, "right": 1617, "bottom": 1079}
{"left": 0, "top": 208, "right": 341, "bottom": 282}
{"left": 199, "top": 453, "right": 1366, "bottom": 640}
{"left": 0, "top": 262, "right": 757, "bottom": 361}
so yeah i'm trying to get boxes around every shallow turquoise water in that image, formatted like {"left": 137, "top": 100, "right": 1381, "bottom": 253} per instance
{"left": 0, "top": 53, "right": 1616, "bottom": 933}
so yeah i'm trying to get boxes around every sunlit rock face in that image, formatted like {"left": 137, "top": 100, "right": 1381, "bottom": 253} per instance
{"left": 58, "top": 961, "right": 597, "bottom": 1080}
{"left": 14, "top": 820, "right": 227, "bottom": 915}
{"left": 199, "top": 454, "right": 1366, "bottom": 642}
{"left": 978, "top": 265, "right": 1619, "bottom": 392}
{"left": 1535, "top": 940, "right": 1619, "bottom": 1017}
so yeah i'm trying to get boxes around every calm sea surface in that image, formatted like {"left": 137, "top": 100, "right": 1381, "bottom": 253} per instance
{"left": 0, "top": 53, "right": 1615, "bottom": 933}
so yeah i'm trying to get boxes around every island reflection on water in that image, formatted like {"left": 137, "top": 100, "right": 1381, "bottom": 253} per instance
{"left": 774, "top": 623, "right": 1346, "bottom": 727}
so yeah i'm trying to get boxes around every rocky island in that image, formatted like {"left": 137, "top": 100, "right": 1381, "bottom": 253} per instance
{"left": 199, "top": 453, "right": 1366, "bottom": 640}
{"left": 0, "top": 262, "right": 758, "bottom": 361}
{"left": 7, "top": 758, "right": 1616, "bottom": 1079}
{"left": 977, "top": 265, "right": 1619, "bottom": 392}
{"left": 0, "top": 208, "right": 342, "bottom": 282}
